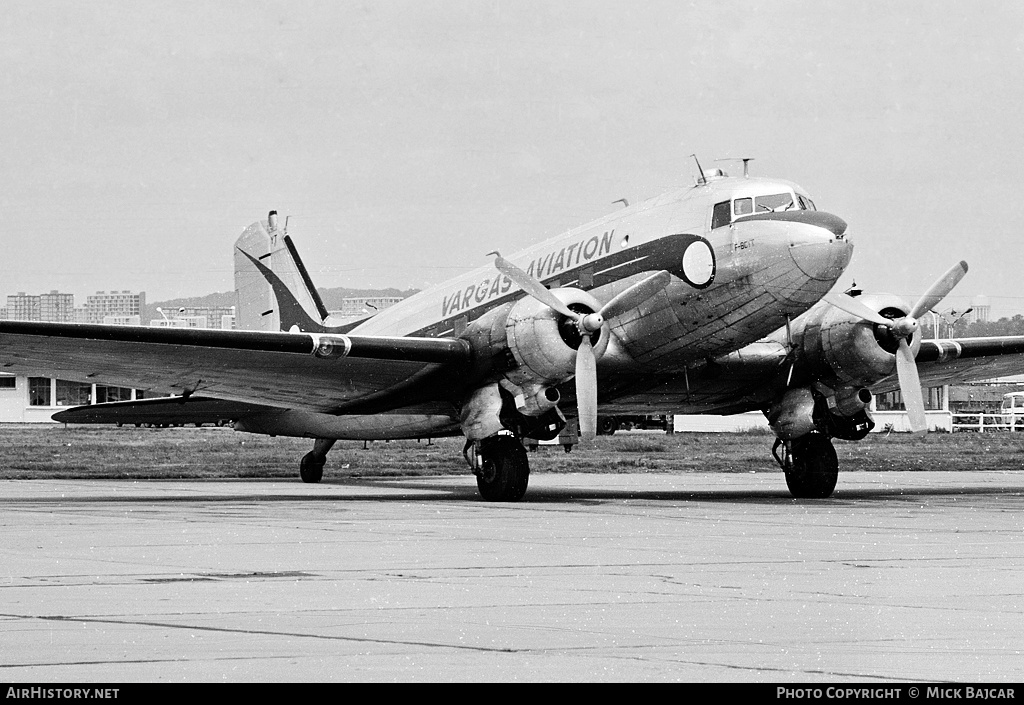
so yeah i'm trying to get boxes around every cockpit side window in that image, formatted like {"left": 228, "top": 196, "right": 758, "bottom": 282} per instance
{"left": 797, "top": 194, "right": 816, "bottom": 211}
{"left": 712, "top": 201, "right": 731, "bottom": 229}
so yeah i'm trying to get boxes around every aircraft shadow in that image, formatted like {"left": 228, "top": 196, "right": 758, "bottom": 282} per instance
{"left": 5, "top": 476, "right": 1018, "bottom": 506}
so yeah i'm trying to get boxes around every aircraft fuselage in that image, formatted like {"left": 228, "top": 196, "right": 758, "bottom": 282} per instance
{"left": 355, "top": 174, "right": 852, "bottom": 370}
{"left": 238, "top": 173, "right": 846, "bottom": 440}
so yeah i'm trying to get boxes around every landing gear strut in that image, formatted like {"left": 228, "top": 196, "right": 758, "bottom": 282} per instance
{"left": 300, "top": 438, "right": 336, "bottom": 484}
{"left": 774, "top": 433, "right": 838, "bottom": 499}
{"left": 473, "top": 435, "right": 530, "bottom": 502}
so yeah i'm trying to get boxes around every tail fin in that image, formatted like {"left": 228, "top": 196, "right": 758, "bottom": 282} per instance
{"left": 234, "top": 211, "right": 360, "bottom": 333}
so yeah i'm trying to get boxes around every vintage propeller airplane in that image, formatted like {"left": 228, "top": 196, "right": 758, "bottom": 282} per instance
{"left": 3, "top": 163, "right": 1023, "bottom": 500}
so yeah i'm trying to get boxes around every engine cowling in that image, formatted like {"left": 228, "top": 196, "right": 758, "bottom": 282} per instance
{"left": 767, "top": 387, "right": 817, "bottom": 440}
{"left": 503, "top": 288, "right": 609, "bottom": 388}
{"left": 801, "top": 293, "right": 922, "bottom": 388}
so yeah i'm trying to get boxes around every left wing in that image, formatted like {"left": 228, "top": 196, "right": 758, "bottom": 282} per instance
{"left": 0, "top": 321, "right": 475, "bottom": 414}
{"left": 871, "top": 336, "right": 1024, "bottom": 393}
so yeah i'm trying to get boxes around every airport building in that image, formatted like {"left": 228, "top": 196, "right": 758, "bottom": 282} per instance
{"left": 0, "top": 374, "right": 156, "bottom": 423}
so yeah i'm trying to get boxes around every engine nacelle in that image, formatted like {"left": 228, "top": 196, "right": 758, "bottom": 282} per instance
{"left": 767, "top": 387, "right": 817, "bottom": 440}
{"left": 801, "top": 293, "right": 922, "bottom": 388}
{"left": 767, "top": 385, "right": 875, "bottom": 441}
{"left": 503, "top": 288, "right": 609, "bottom": 388}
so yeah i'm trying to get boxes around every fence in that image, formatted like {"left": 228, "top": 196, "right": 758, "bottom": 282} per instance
{"left": 951, "top": 413, "right": 1024, "bottom": 432}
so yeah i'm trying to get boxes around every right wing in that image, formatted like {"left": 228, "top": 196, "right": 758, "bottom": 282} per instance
{"left": 0, "top": 321, "right": 475, "bottom": 415}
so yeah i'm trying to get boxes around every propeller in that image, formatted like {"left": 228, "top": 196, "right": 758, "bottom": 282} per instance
{"left": 823, "top": 261, "right": 968, "bottom": 433}
{"left": 491, "top": 252, "right": 672, "bottom": 440}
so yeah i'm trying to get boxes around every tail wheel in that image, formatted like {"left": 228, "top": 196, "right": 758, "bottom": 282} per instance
{"left": 476, "top": 435, "right": 530, "bottom": 502}
{"left": 300, "top": 452, "right": 325, "bottom": 484}
{"left": 784, "top": 433, "right": 838, "bottom": 499}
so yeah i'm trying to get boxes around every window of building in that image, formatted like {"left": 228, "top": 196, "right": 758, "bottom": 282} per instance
{"left": 96, "top": 386, "right": 132, "bottom": 404}
{"left": 29, "top": 377, "right": 52, "bottom": 406}
{"left": 135, "top": 389, "right": 172, "bottom": 400}
{"left": 55, "top": 379, "right": 91, "bottom": 407}
{"left": 874, "top": 387, "right": 944, "bottom": 411}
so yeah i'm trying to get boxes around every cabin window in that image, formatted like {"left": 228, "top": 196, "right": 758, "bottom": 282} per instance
{"left": 712, "top": 201, "right": 731, "bottom": 229}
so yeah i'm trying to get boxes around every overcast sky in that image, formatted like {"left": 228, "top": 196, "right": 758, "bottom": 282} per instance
{"left": 3, "top": 1, "right": 1023, "bottom": 318}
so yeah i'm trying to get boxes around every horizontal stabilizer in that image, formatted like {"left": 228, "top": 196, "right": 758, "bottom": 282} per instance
{"left": 52, "top": 396, "right": 270, "bottom": 425}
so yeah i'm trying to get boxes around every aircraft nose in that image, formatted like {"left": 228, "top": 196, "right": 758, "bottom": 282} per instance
{"left": 727, "top": 209, "right": 854, "bottom": 284}
{"left": 788, "top": 229, "right": 853, "bottom": 281}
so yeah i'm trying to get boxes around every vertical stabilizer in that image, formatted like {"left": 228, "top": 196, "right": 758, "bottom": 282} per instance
{"left": 234, "top": 212, "right": 353, "bottom": 333}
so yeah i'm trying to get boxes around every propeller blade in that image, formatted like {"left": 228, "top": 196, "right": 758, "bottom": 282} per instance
{"left": 908, "top": 260, "right": 969, "bottom": 320}
{"left": 896, "top": 338, "right": 927, "bottom": 433}
{"left": 575, "top": 334, "right": 598, "bottom": 441}
{"left": 598, "top": 270, "right": 672, "bottom": 320}
{"left": 492, "top": 253, "right": 577, "bottom": 320}
{"left": 822, "top": 292, "right": 892, "bottom": 327}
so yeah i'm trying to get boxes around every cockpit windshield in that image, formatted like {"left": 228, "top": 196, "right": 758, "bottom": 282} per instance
{"left": 712, "top": 189, "right": 818, "bottom": 229}
{"left": 754, "top": 193, "right": 794, "bottom": 212}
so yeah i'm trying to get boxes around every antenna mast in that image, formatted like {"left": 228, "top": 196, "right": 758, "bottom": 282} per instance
{"left": 690, "top": 154, "right": 706, "bottom": 184}
{"left": 715, "top": 157, "right": 755, "bottom": 178}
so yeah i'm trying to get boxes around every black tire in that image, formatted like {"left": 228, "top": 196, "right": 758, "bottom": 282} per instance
{"left": 300, "top": 452, "right": 324, "bottom": 484}
{"left": 476, "top": 435, "right": 530, "bottom": 501}
{"left": 784, "top": 434, "right": 838, "bottom": 499}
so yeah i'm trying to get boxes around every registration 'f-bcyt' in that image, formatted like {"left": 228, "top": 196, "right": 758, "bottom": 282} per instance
{"left": 4, "top": 160, "right": 1023, "bottom": 500}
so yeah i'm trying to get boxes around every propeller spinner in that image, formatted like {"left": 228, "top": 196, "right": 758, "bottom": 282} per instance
{"left": 492, "top": 252, "right": 671, "bottom": 441}
{"left": 823, "top": 261, "right": 968, "bottom": 433}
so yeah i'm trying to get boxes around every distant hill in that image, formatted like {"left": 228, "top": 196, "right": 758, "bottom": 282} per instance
{"left": 317, "top": 287, "right": 420, "bottom": 310}
{"left": 147, "top": 286, "right": 421, "bottom": 322}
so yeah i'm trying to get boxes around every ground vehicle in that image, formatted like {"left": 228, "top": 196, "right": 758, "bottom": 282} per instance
{"left": 597, "top": 416, "right": 669, "bottom": 435}
{"left": 1000, "top": 391, "right": 1024, "bottom": 428}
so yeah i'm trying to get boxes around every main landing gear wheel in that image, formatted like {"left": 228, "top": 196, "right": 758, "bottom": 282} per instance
{"left": 476, "top": 435, "right": 530, "bottom": 502}
{"left": 782, "top": 433, "right": 838, "bottom": 499}
{"left": 299, "top": 452, "right": 325, "bottom": 483}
